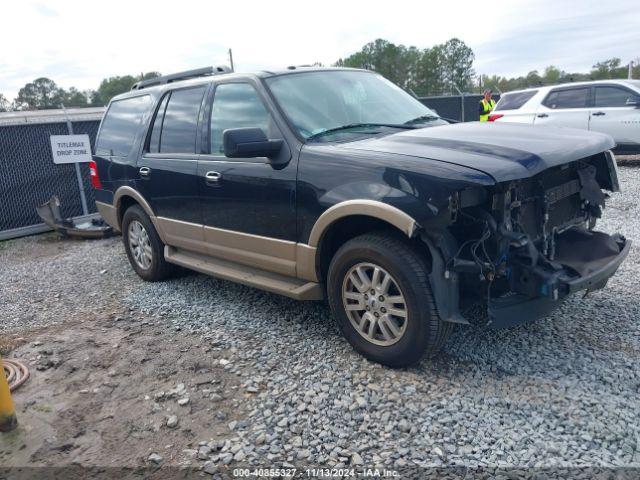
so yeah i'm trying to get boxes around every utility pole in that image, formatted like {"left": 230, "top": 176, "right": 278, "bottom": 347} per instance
{"left": 629, "top": 61, "right": 634, "bottom": 80}
{"left": 453, "top": 83, "right": 465, "bottom": 122}
{"left": 228, "top": 48, "right": 235, "bottom": 72}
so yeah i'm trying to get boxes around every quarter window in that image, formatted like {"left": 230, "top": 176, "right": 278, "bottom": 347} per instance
{"left": 158, "top": 86, "right": 206, "bottom": 154}
{"left": 594, "top": 86, "right": 639, "bottom": 107}
{"left": 494, "top": 90, "right": 537, "bottom": 111}
{"left": 209, "top": 83, "right": 270, "bottom": 156}
{"left": 543, "top": 88, "right": 589, "bottom": 109}
{"left": 96, "top": 95, "right": 150, "bottom": 156}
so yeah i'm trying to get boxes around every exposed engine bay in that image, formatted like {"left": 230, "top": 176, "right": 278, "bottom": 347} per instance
{"left": 434, "top": 151, "right": 630, "bottom": 328}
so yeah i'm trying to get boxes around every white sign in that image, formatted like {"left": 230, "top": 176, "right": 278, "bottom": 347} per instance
{"left": 50, "top": 134, "right": 92, "bottom": 164}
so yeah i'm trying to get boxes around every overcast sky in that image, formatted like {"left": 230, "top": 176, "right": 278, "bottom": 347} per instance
{"left": 1, "top": 0, "right": 638, "bottom": 99}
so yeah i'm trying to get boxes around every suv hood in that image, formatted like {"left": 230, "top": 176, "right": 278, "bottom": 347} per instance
{"left": 340, "top": 122, "right": 615, "bottom": 182}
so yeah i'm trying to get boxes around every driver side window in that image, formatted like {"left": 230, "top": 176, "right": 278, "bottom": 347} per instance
{"left": 209, "top": 83, "right": 270, "bottom": 156}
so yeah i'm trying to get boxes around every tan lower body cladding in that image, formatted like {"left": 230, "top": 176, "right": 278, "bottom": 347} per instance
{"left": 101, "top": 192, "right": 417, "bottom": 301}
{"left": 154, "top": 217, "right": 318, "bottom": 282}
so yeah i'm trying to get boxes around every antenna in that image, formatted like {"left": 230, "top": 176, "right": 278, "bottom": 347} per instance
{"left": 228, "top": 49, "right": 235, "bottom": 72}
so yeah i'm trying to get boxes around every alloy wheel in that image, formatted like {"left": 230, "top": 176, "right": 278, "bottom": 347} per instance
{"left": 342, "top": 262, "right": 408, "bottom": 346}
{"left": 128, "top": 220, "right": 153, "bottom": 270}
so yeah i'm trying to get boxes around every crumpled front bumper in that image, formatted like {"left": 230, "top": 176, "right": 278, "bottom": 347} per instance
{"left": 487, "top": 231, "right": 630, "bottom": 329}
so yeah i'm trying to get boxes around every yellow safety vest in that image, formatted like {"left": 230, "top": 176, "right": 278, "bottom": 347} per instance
{"left": 479, "top": 98, "right": 496, "bottom": 122}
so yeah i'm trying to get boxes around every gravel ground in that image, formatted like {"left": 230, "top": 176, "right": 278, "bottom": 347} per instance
{"left": 1, "top": 165, "right": 639, "bottom": 476}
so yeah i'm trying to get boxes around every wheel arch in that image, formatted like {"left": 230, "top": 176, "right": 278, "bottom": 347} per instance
{"left": 306, "top": 200, "right": 427, "bottom": 284}
{"left": 113, "top": 187, "right": 165, "bottom": 242}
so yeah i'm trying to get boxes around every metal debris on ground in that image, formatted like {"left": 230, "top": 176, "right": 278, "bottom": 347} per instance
{"left": 36, "top": 196, "right": 113, "bottom": 239}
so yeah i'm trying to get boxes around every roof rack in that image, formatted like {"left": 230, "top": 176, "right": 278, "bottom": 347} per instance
{"left": 131, "top": 65, "right": 232, "bottom": 90}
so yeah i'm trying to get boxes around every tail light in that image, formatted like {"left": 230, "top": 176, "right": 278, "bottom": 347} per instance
{"left": 89, "top": 160, "right": 102, "bottom": 189}
{"left": 488, "top": 114, "right": 504, "bottom": 122}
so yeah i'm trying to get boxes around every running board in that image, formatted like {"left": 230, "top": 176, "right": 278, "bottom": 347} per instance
{"left": 164, "top": 247, "right": 323, "bottom": 301}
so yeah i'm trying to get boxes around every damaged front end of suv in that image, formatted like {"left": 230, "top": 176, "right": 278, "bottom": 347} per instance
{"left": 426, "top": 150, "right": 630, "bottom": 328}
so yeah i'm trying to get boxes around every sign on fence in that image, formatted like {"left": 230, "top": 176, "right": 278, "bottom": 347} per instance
{"left": 49, "top": 134, "right": 92, "bottom": 164}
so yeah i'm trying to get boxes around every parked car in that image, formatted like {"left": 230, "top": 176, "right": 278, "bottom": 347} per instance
{"left": 489, "top": 79, "right": 640, "bottom": 154}
{"left": 91, "top": 67, "right": 629, "bottom": 367}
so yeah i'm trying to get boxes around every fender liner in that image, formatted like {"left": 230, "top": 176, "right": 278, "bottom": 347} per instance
{"left": 420, "top": 232, "right": 468, "bottom": 325}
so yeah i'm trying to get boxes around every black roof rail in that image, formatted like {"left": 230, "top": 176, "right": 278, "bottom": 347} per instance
{"left": 131, "top": 65, "right": 232, "bottom": 90}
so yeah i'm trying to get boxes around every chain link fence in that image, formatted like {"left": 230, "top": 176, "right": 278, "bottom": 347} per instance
{"left": 419, "top": 94, "right": 501, "bottom": 122}
{"left": 0, "top": 109, "right": 103, "bottom": 239}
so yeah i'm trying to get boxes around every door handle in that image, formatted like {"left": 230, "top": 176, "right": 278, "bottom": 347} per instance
{"left": 592, "top": 111, "right": 606, "bottom": 116}
{"left": 537, "top": 113, "right": 549, "bottom": 118}
{"left": 139, "top": 166, "right": 151, "bottom": 177}
{"left": 205, "top": 171, "right": 222, "bottom": 183}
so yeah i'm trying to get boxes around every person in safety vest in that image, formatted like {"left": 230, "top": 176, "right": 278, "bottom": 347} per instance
{"left": 479, "top": 89, "right": 496, "bottom": 122}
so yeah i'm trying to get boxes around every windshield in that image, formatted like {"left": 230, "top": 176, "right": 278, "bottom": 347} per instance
{"left": 265, "top": 70, "right": 442, "bottom": 140}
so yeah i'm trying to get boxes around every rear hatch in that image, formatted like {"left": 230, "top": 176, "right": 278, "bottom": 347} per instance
{"left": 490, "top": 89, "right": 540, "bottom": 123}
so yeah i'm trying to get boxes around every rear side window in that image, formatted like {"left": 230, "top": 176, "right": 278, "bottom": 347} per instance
{"left": 543, "top": 88, "right": 589, "bottom": 109}
{"left": 594, "top": 86, "right": 639, "bottom": 107}
{"left": 96, "top": 95, "right": 150, "bottom": 156}
{"left": 494, "top": 90, "right": 537, "bottom": 111}
{"left": 157, "top": 86, "right": 206, "bottom": 154}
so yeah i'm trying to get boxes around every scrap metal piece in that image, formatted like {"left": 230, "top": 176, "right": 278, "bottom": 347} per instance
{"left": 36, "top": 196, "right": 114, "bottom": 239}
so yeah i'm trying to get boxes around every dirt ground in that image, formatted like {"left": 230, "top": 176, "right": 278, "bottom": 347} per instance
{"left": 0, "top": 311, "right": 246, "bottom": 477}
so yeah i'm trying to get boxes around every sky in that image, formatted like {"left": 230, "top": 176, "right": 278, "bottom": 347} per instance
{"left": 1, "top": 0, "right": 639, "bottom": 100}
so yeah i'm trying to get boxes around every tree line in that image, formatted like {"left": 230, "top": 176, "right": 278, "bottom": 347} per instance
{"left": 336, "top": 38, "right": 639, "bottom": 96}
{"left": 335, "top": 38, "right": 476, "bottom": 96}
{"left": 1, "top": 38, "right": 638, "bottom": 111}
{"left": 0, "top": 72, "right": 160, "bottom": 112}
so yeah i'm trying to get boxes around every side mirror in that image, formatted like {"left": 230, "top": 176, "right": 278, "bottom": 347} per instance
{"left": 223, "top": 128, "right": 283, "bottom": 159}
{"left": 625, "top": 98, "right": 640, "bottom": 107}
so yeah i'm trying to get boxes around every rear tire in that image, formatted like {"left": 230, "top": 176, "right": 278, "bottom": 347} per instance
{"left": 122, "top": 205, "right": 175, "bottom": 282}
{"left": 327, "top": 232, "right": 450, "bottom": 367}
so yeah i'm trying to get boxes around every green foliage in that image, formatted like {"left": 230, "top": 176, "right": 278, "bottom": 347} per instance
{"left": 1, "top": 56, "right": 638, "bottom": 112}
{"left": 96, "top": 75, "right": 138, "bottom": 105}
{"left": 336, "top": 38, "right": 474, "bottom": 96}
{"left": 94, "top": 71, "right": 161, "bottom": 105}
{"left": 479, "top": 58, "right": 640, "bottom": 93}
{"left": 64, "top": 87, "right": 89, "bottom": 107}
{"left": 0, "top": 94, "right": 10, "bottom": 112}
{"left": 15, "top": 77, "right": 67, "bottom": 110}
{"left": 337, "top": 39, "right": 639, "bottom": 96}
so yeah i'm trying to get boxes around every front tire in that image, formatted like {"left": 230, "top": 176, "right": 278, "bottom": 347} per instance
{"left": 122, "top": 205, "right": 174, "bottom": 282}
{"left": 327, "top": 232, "right": 450, "bottom": 367}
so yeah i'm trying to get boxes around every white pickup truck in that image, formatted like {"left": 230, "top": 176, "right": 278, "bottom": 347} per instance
{"left": 490, "top": 79, "right": 640, "bottom": 154}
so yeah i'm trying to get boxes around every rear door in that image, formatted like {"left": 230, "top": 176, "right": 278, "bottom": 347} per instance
{"left": 534, "top": 86, "right": 591, "bottom": 130}
{"left": 136, "top": 84, "right": 208, "bottom": 252}
{"left": 589, "top": 85, "right": 640, "bottom": 146}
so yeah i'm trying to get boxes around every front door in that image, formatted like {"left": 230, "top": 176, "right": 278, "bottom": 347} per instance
{"left": 197, "top": 81, "right": 298, "bottom": 276}
{"left": 590, "top": 85, "right": 640, "bottom": 147}
{"left": 534, "top": 86, "right": 590, "bottom": 130}
{"left": 136, "top": 85, "right": 208, "bottom": 252}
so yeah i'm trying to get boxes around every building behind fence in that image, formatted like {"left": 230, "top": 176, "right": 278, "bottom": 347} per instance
{"left": 0, "top": 95, "right": 495, "bottom": 240}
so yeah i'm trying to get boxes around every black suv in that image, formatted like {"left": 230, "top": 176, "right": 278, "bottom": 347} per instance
{"left": 91, "top": 66, "right": 629, "bottom": 367}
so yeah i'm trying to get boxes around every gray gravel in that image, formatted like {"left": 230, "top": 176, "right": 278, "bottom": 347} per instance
{"left": 0, "top": 233, "right": 137, "bottom": 334}
{"left": 2, "top": 165, "right": 639, "bottom": 473}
